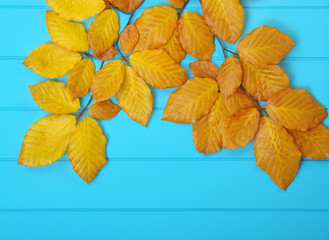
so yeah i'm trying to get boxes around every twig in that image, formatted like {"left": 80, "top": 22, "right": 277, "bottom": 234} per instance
{"left": 127, "top": 0, "right": 145, "bottom": 25}
{"left": 215, "top": 35, "right": 227, "bottom": 59}
{"left": 106, "top": 1, "right": 130, "bottom": 14}
{"left": 225, "top": 49, "right": 239, "bottom": 57}
{"left": 178, "top": 0, "right": 191, "bottom": 18}
{"left": 77, "top": 96, "right": 93, "bottom": 121}
{"left": 100, "top": 61, "right": 105, "bottom": 69}
{"left": 240, "top": 86, "right": 266, "bottom": 116}
{"left": 82, "top": 51, "right": 94, "bottom": 58}
{"left": 115, "top": 41, "right": 130, "bottom": 64}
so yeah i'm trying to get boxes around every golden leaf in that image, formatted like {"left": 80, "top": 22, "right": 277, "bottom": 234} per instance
{"left": 224, "top": 87, "right": 256, "bottom": 115}
{"left": 288, "top": 124, "right": 329, "bottom": 160}
{"left": 162, "top": 77, "right": 218, "bottom": 124}
{"left": 192, "top": 93, "right": 230, "bottom": 155}
{"left": 266, "top": 88, "right": 328, "bottom": 131}
{"left": 68, "top": 59, "right": 95, "bottom": 101}
{"left": 88, "top": 10, "right": 120, "bottom": 61}
{"left": 222, "top": 107, "right": 260, "bottom": 149}
{"left": 202, "top": 0, "right": 244, "bottom": 43}
{"left": 18, "top": 115, "right": 76, "bottom": 166}
{"left": 89, "top": 100, "right": 121, "bottom": 120}
{"left": 237, "top": 26, "right": 296, "bottom": 66}
{"left": 254, "top": 117, "right": 302, "bottom": 190}
{"left": 94, "top": 46, "right": 119, "bottom": 62}
{"left": 46, "top": 0, "right": 105, "bottom": 21}
{"left": 29, "top": 80, "right": 80, "bottom": 114}
{"left": 23, "top": 43, "right": 81, "bottom": 79}
{"left": 91, "top": 60, "right": 125, "bottom": 102}
{"left": 133, "top": 6, "right": 178, "bottom": 52}
{"left": 167, "top": 0, "right": 185, "bottom": 8}
{"left": 68, "top": 117, "right": 107, "bottom": 183}
{"left": 161, "top": 29, "right": 186, "bottom": 64}
{"left": 217, "top": 56, "right": 242, "bottom": 97}
{"left": 119, "top": 23, "right": 140, "bottom": 54}
{"left": 130, "top": 49, "right": 187, "bottom": 89}
{"left": 117, "top": 66, "right": 153, "bottom": 126}
{"left": 240, "top": 58, "right": 290, "bottom": 101}
{"left": 189, "top": 60, "right": 218, "bottom": 80}
{"left": 46, "top": 10, "right": 88, "bottom": 52}
{"left": 108, "top": 0, "right": 143, "bottom": 12}
{"left": 178, "top": 12, "right": 215, "bottom": 60}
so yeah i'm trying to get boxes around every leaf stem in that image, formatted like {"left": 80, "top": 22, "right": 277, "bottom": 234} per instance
{"left": 77, "top": 96, "right": 93, "bottom": 121}
{"left": 178, "top": 0, "right": 191, "bottom": 18}
{"left": 215, "top": 35, "right": 227, "bottom": 59}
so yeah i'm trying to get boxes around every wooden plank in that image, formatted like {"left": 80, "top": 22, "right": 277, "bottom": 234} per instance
{"left": 0, "top": 160, "right": 329, "bottom": 209}
{"left": 1, "top": 211, "right": 329, "bottom": 240}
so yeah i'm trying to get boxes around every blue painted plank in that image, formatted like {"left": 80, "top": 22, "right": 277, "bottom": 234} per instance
{"left": 1, "top": 211, "right": 329, "bottom": 240}
{"left": 0, "top": 160, "right": 329, "bottom": 209}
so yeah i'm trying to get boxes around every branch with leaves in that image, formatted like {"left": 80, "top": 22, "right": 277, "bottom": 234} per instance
{"left": 19, "top": 0, "right": 329, "bottom": 189}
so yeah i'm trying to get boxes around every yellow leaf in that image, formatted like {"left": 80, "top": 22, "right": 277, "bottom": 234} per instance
{"left": 46, "top": 10, "right": 88, "bottom": 52}
{"left": 266, "top": 88, "right": 328, "bottom": 131}
{"left": 46, "top": 0, "right": 105, "bottom": 21}
{"left": 133, "top": 6, "right": 178, "bottom": 52}
{"left": 68, "top": 59, "right": 95, "bottom": 101}
{"left": 178, "top": 12, "right": 215, "bottom": 60}
{"left": 91, "top": 60, "right": 125, "bottom": 103}
{"left": 192, "top": 93, "right": 230, "bottom": 155}
{"left": 240, "top": 58, "right": 290, "bottom": 101}
{"left": 29, "top": 80, "right": 80, "bottom": 114}
{"left": 167, "top": 0, "right": 185, "bottom": 8}
{"left": 108, "top": 0, "right": 143, "bottom": 12}
{"left": 224, "top": 87, "right": 256, "bottom": 115}
{"left": 217, "top": 56, "right": 242, "bottom": 97}
{"left": 254, "top": 117, "right": 302, "bottom": 190}
{"left": 18, "top": 115, "right": 76, "bottom": 166}
{"left": 117, "top": 66, "right": 153, "bottom": 126}
{"left": 237, "top": 26, "right": 295, "bottom": 66}
{"left": 202, "top": 0, "right": 244, "bottom": 43}
{"left": 23, "top": 43, "right": 81, "bottom": 79}
{"left": 189, "top": 60, "right": 218, "bottom": 80}
{"left": 119, "top": 23, "right": 140, "bottom": 54}
{"left": 161, "top": 29, "right": 186, "bottom": 64}
{"left": 88, "top": 10, "right": 120, "bottom": 61}
{"left": 162, "top": 77, "right": 218, "bottom": 124}
{"left": 130, "top": 49, "right": 187, "bottom": 89}
{"left": 89, "top": 100, "right": 121, "bottom": 120}
{"left": 222, "top": 107, "right": 260, "bottom": 149}
{"left": 68, "top": 117, "right": 107, "bottom": 183}
{"left": 288, "top": 124, "right": 329, "bottom": 160}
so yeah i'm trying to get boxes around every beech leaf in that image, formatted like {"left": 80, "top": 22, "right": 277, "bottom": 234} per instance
{"left": 167, "top": 0, "right": 185, "bottom": 9}
{"left": 161, "top": 29, "right": 186, "bottom": 64}
{"left": 189, "top": 60, "right": 218, "bottom": 80}
{"left": 108, "top": 0, "right": 143, "bottom": 12}
{"left": 89, "top": 100, "right": 121, "bottom": 120}
{"left": 119, "top": 23, "right": 140, "bottom": 54}
{"left": 224, "top": 87, "right": 256, "bottom": 115}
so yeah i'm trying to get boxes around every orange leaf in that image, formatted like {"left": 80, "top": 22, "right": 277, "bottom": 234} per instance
{"left": 161, "top": 28, "right": 186, "bottom": 64}
{"left": 254, "top": 117, "right": 302, "bottom": 190}
{"left": 189, "top": 60, "right": 218, "bottom": 80}
{"left": 192, "top": 93, "right": 230, "bottom": 155}
{"left": 266, "top": 88, "right": 328, "bottom": 131}
{"left": 224, "top": 87, "right": 256, "bottom": 115}
{"left": 288, "top": 124, "right": 329, "bottom": 160}
{"left": 237, "top": 26, "right": 295, "bottom": 66}
{"left": 108, "top": 0, "right": 143, "bottom": 12}
{"left": 167, "top": 0, "right": 185, "bottom": 8}
{"left": 89, "top": 100, "right": 121, "bottom": 120}
{"left": 119, "top": 23, "right": 139, "bottom": 54}
{"left": 222, "top": 107, "right": 260, "bottom": 149}
{"left": 217, "top": 56, "right": 242, "bottom": 97}
{"left": 94, "top": 46, "right": 118, "bottom": 62}
{"left": 162, "top": 78, "right": 218, "bottom": 124}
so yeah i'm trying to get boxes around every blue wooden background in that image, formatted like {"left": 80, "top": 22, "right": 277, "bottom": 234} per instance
{"left": 0, "top": 0, "right": 329, "bottom": 239}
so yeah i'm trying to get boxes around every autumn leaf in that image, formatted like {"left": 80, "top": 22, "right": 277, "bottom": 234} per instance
{"left": 162, "top": 77, "right": 218, "bottom": 124}
{"left": 119, "top": 23, "right": 140, "bottom": 54}
{"left": 266, "top": 88, "right": 327, "bottom": 131}
{"left": 95, "top": 46, "right": 119, "bottom": 62}
{"left": 288, "top": 124, "right": 329, "bottom": 160}
{"left": 46, "top": 0, "right": 105, "bottom": 21}
{"left": 46, "top": 10, "right": 89, "bottom": 52}
{"left": 68, "top": 59, "right": 95, "bottom": 100}
{"left": 178, "top": 12, "right": 215, "bottom": 60}
{"left": 217, "top": 56, "right": 242, "bottom": 97}
{"left": 117, "top": 66, "right": 153, "bottom": 126}
{"left": 68, "top": 117, "right": 107, "bottom": 183}
{"left": 89, "top": 100, "right": 121, "bottom": 120}
{"left": 18, "top": 115, "right": 76, "bottom": 166}
{"left": 189, "top": 60, "right": 218, "bottom": 80}
{"left": 224, "top": 87, "right": 256, "bottom": 115}
{"left": 161, "top": 29, "right": 186, "bottom": 64}
{"left": 202, "top": 0, "right": 244, "bottom": 43}
{"left": 23, "top": 43, "right": 81, "bottom": 79}
{"left": 133, "top": 6, "right": 178, "bottom": 52}
{"left": 192, "top": 93, "right": 230, "bottom": 155}
{"left": 237, "top": 26, "right": 295, "bottom": 66}
{"left": 108, "top": 0, "right": 143, "bottom": 12}
{"left": 130, "top": 49, "right": 187, "bottom": 89}
{"left": 88, "top": 10, "right": 120, "bottom": 61}
{"left": 29, "top": 80, "right": 80, "bottom": 114}
{"left": 91, "top": 60, "right": 125, "bottom": 102}
{"left": 254, "top": 117, "right": 302, "bottom": 190}
{"left": 167, "top": 0, "right": 185, "bottom": 8}
{"left": 240, "top": 58, "right": 290, "bottom": 101}
{"left": 222, "top": 107, "right": 260, "bottom": 149}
